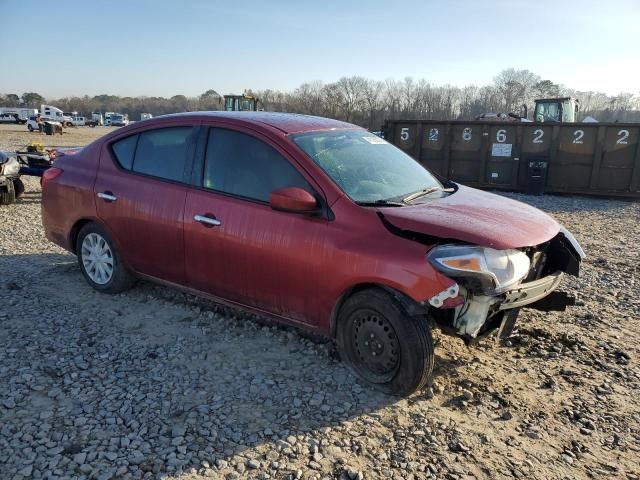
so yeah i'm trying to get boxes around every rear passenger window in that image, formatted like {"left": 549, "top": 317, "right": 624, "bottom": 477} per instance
{"left": 132, "top": 127, "right": 193, "bottom": 182}
{"left": 203, "top": 128, "right": 311, "bottom": 202}
{"left": 111, "top": 134, "right": 138, "bottom": 170}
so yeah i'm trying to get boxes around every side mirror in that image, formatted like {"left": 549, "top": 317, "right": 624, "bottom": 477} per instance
{"left": 269, "top": 187, "right": 317, "bottom": 213}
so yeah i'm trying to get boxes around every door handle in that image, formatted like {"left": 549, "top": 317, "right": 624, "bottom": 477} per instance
{"left": 194, "top": 214, "right": 221, "bottom": 227}
{"left": 97, "top": 191, "right": 117, "bottom": 202}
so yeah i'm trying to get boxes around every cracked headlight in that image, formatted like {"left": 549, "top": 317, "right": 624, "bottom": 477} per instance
{"left": 427, "top": 244, "right": 530, "bottom": 293}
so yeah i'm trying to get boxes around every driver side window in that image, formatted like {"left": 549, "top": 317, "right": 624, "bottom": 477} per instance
{"left": 203, "top": 128, "right": 312, "bottom": 202}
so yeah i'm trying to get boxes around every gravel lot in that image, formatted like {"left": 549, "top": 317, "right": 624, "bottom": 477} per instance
{"left": 1, "top": 124, "right": 639, "bottom": 480}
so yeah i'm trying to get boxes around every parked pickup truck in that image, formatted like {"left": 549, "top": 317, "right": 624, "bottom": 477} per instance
{"left": 69, "top": 116, "right": 100, "bottom": 127}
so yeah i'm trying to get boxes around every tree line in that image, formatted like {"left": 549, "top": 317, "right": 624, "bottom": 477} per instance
{"left": 2, "top": 69, "right": 639, "bottom": 126}
{"left": 0, "top": 90, "right": 225, "bottom": 122}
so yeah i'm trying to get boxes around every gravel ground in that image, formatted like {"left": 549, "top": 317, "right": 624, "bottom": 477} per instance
{"left": 1, "top": 125, "right": 639, "bottom": 480}
{"left": 0, "top": 123, "right": 120, "bottom": 152}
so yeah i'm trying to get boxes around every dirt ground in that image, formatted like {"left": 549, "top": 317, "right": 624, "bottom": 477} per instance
{"left": 0, "top": 122, "right": 639, "bottom": 480}
{"left": 0, "top": 123, "right": 120, "bottom": 152}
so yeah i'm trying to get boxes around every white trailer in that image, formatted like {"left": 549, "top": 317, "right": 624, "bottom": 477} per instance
{"left": 91, "top": 112, "right": 104, "bottom": 126}
{"left": 0, "top": 107, "right": 38, "bottom": 124}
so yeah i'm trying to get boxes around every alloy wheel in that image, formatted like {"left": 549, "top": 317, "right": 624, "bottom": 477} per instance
{"left": 81, "top": 233, "right": 114, "bottom": 285}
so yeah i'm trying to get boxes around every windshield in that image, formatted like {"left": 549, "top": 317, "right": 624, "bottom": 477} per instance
{"left": 534, "top": 102, "right": 561, "bottom": 122}
{"left": 292, "top": 130, "right": 442, "bottom": 203}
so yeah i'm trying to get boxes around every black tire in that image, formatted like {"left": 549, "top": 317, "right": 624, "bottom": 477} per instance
{"left": 336, "top": 288, "right": 434, "bottom": 396}
{"left": 13, "top": 178, "right": 25, "bottom": 199}
{"left": 28, "top": 124, "right": 34, "bottom": 132}
{"left": 76, "top": 223, "right": 135, "bottom": 294}
{"left": 0, "top": 180, "right": 16, "bottom": 205}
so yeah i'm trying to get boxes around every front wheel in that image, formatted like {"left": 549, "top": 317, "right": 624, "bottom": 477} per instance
{"left": 13, "top": 178, "right": 25, "bottom": 198}
{"left": 28, "top": 124, "right": 34, "bottom": 132}
{"left": 0, "top": 180, "right": 16, "bottom": 205}
{"left": 336, "top": 288, "right": 434, "bottom": 396}
{"left": 76, "top": 223, "right": 135, "bottom": 293}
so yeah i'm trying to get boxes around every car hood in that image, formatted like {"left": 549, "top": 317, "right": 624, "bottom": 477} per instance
{"left": 380, "top": 184, "right": 560, "bottom": 249}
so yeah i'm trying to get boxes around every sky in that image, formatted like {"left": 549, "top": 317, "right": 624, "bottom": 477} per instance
{"left": 1, "top": 0, "right": 639, "bottom": 99}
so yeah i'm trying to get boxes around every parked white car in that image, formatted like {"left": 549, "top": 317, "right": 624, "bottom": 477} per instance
{"left": 26, "top": 116, "right": 61, "bottom": 132}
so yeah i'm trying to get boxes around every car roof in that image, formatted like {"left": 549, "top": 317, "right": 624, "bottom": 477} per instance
{"left": 158, "top": 111, "right": 362, "bottom": 135}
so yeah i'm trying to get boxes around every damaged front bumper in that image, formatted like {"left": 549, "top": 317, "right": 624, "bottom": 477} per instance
{"left": 499, "top": 271, "right": 570, "bottom": 310}
{"left": 427, "top": 230, "right": 584, "bottom": 341}
{"left": 442, "top": 273, "right": 575, "bottom": 339}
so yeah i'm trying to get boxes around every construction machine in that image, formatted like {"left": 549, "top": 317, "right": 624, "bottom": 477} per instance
{"left": 224, "top": 91, "right": 260, "bottom": 112}
{"left": 532, "top": 97, "right": 580, "bottom": 123}
{"left": 475, "top": 97, "right": 581, "bottom": 123}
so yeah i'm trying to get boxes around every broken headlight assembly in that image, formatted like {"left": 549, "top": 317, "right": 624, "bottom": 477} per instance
{"left": 427, "top": 245, "right": 530, "bottom": 294}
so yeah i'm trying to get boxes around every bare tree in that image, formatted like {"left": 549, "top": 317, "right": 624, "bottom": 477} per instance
{"left": 401, "top": 77, "right": 415, "bottom": 115}
{"left": 533, "top": 80, "right": 560, "bottom": 99}
{"left": 16, "top": 68, "right": 639, "bottom": 127}
{"left": 493, "top": 68, "right": 540, "bottom": 113}
{"left": 336, "top": 76, "right": 368, "bottom": 122}
{"left": 363, "top": 79, "right": 384, "bottom": 129}
{"left": 383, "top": 78, "right": 402, "bottom": 120}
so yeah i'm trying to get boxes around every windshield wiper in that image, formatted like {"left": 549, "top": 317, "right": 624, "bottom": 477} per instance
{"left": 402, "top": 187, "right": 442, "bottom": 203}
{"left": 402, "top": 186, "right": 456, "bottom": 203}
{"left": 355, "top": 199, "right": 405, "bottom": 207}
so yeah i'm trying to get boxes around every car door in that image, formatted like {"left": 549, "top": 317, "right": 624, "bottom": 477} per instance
{"left": 183, "top": 126, "right": 330, "bottom": 326}
{"left": 95, "top": 124, "right": 198, "bottom": 284}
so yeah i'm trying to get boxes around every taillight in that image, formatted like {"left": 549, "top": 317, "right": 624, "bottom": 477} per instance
{"left": 41, "top": 167, "right": 63, "bottom": 190}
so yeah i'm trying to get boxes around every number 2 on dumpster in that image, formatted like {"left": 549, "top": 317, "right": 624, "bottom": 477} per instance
{"left": 616, "top": 129, "right": 629, "bottom": 145}
{"left": 573, "top": 130, "right": 584, "bottom": 144}
{"left": 532, "top": 129, "right": 544, "bottom": 144}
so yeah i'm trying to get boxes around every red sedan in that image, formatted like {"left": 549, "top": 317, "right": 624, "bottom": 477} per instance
{"left": 42, "top": 112, "right": 584, "bottom": 395}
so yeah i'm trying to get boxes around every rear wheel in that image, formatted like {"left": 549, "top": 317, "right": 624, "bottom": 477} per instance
{"left": 28, "top": 124, "right": 34, "bottom": 132}
{"left": 0, "top": 180, "right": 16, "bottom": 205}
{"left": 336, "top": 288, "right": 434, "bottom": 396}
{"left": 76, "top": 223, "right": 135, "bottom": 293}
